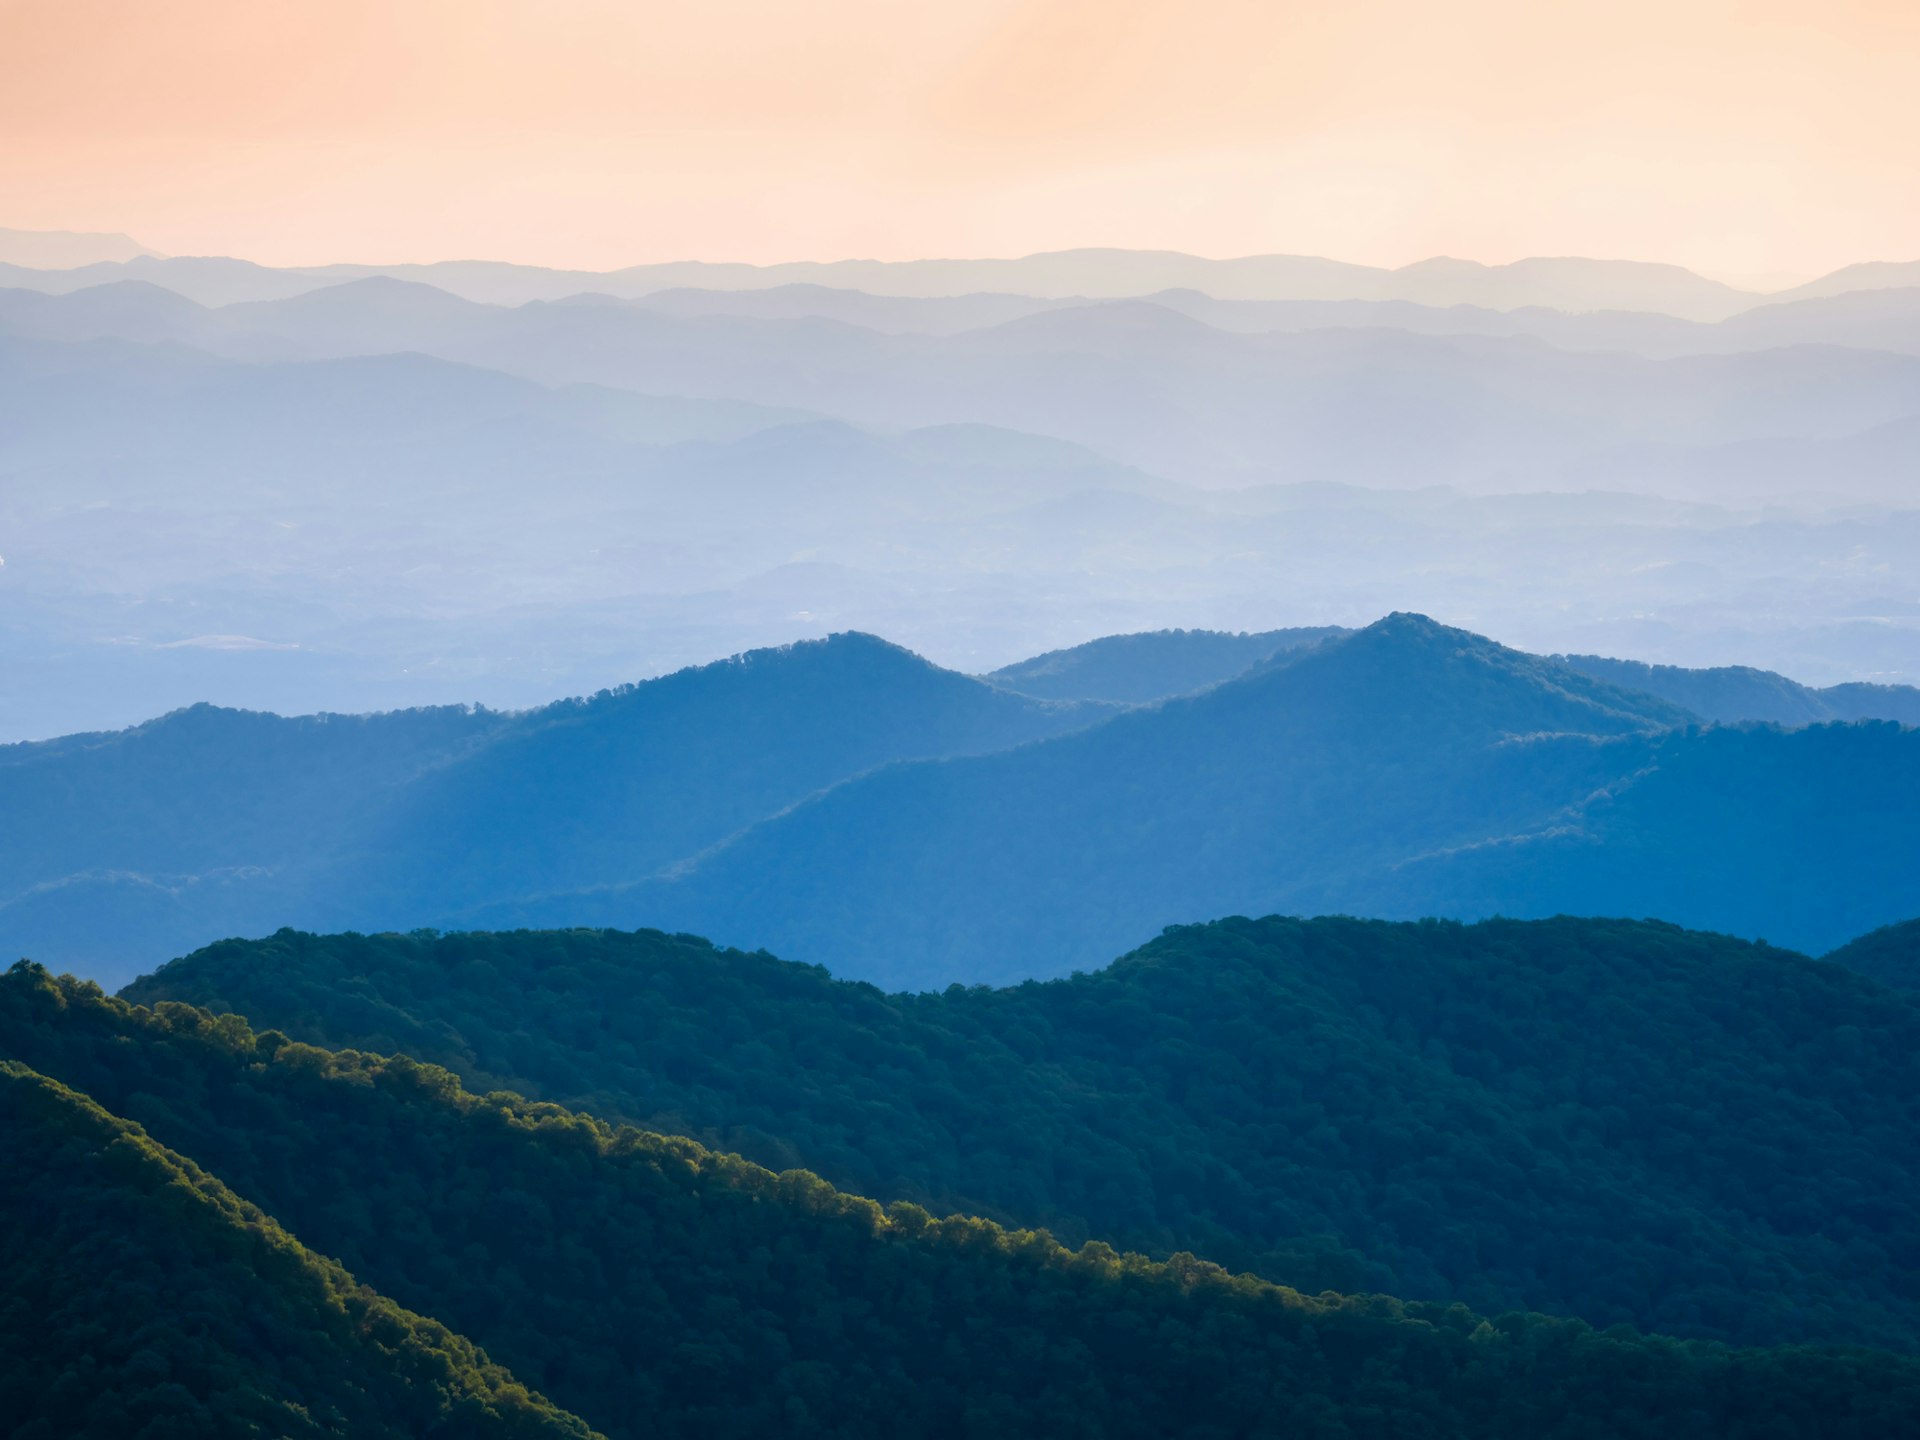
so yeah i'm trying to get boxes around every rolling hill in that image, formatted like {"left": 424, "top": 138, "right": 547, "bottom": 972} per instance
{"left": 13, "top": 614, "right": 1918, "bottom": 990}
{"left": 518, "top": 614, "right": 1920, "bottom": 980}
{"left": 9, "top": 960, "right": 1920, "bottom": 1438}
{"left": 1824, "top": 919, "right": 1919, "bottom": 990}
{"left": 1555, "top": 655, "right": 1920, "bottom": 727}
{"left": 0, "top": 634, "right": 1111, "bottom": 985}
{"left": 124, "top": 913, "right": 1920, "bottom": 1349}
{"left": 0, "top": 1060, "right": 594, "bottom": 1440}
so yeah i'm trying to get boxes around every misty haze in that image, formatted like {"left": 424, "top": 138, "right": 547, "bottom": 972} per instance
{"left": 4, "top": 4, "right": 1919, "bottom": 1437}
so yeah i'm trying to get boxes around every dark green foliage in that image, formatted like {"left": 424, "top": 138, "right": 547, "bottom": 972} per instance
{"left": 1557, "top": 653, "right": 1920, "bottom": 727}
{"left": 985, "top": 626, "right": 1347, "bottom": 702}
{"left": 0, "top": 1058, "right": 597, "bottom": 1440}
{"left": 125, "top": 915, "right": 1920, "bottom": 1348}
{"left": 9, "top": 962, "right": 1920, "bottom": 1438}
{"left": 1824, "top": 918, "right": 1920, "bottom": 989}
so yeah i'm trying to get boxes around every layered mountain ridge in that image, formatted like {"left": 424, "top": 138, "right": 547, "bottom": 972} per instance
{"left": 6, "top": 616, "right": 1917, "bottom": 987}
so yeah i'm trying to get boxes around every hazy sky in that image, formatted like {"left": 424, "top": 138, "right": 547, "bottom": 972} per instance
{"left": 3, "top": 0, "right": 1915, "bottom": 277}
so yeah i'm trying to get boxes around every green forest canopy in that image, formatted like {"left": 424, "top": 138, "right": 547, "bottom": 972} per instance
{"left": 0, "top": 1059, "right": 596, "bottom": 1440}
{"left": 125, "top": 914, "right": 1920, "bottom": 1348}
{"left": 8, "top": 962, "right": 1920, "bottom": 1439}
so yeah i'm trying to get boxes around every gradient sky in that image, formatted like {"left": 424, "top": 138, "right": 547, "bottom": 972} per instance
{"left": 3, "top": 0, "right": 1915, "bottom": 277}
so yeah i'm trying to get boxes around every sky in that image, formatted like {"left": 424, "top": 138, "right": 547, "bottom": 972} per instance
{"left": 2, "top": 0, "right": 1916, "bottom": 278}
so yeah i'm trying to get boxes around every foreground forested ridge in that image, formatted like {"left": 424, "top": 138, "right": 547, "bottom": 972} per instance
{"left": 8, "top": 962, "right": 1920, "bottom": 1439}
{"left": 0, "top": 1060, "right": 597, "bottom": 1440}
{"left": 126, "top": 915, "right": 1920, "bottom": 1349}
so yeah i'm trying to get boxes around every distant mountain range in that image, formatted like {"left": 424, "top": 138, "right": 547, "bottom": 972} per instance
{"left": 5, "top": 617, "right": 1916, "bottom": 989}
{"left": 0, "top": 225, "right": 152, "bottom": 269}
{"left": 995, "top": 627, "right": 1920, "bottom": 718}
{"left": 8, "top": 280, "right": 1920, "bottom": 496}
{"left": 4, "top": 252, "right": 1917, "bottom": 745}
{"left": 15, "top": 273, "right": 1920, "bottom": 358}
{"left": 4, "top": 241, "right": 1912, "bottom": 316}
{"left": 1554, "top": 655, "right": 1920, "bottom": 727}
{"left": 983, "top": 626, "right": 1346, "bottom": 701}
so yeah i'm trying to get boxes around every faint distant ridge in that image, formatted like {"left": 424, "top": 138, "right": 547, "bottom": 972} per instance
{"left": 985, "top": 626, "right": 1347, "bottom": 703}
{"left": 1772, "top": 260, "right": 1920, "bottom": 304}
{"left": 0, "top": 226, "right": 154, "bottom": 269}
{"left": 1, "top": 245, "right": 1883, "bottom": 319}
{"left": 1556, "top": 654, "right": 1920, "bottom": 727}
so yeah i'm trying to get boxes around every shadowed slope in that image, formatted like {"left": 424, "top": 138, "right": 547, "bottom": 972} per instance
{"left": 10, "top": 962, "right": 1920, "bottom": 1439}
{"left": 1557, "top": 654, "right": 1920, "bottom": 727}
{"left": 532, "top": 615, "right": 1695, "bottom": 982}
{"left": 0, "top": 1060, "right": 596, "bottom": 1440}
{"left": 1825, "top": 919, "right": 1920, "bottom": 990}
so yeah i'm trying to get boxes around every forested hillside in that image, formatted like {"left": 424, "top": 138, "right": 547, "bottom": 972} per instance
{"left": 534, "top": 615, "right": 1917, "bottom": 977}
{"left": 0, "top": 1060, "right": 595, "bottom": 1440}
{"left": 0, "top": 632, "right": 1107, "bottom": 985}
{"left": 1392, "top": 720, "right": 1920, "bottom": 946}
{"left": 1556, "top": 654, "right": 1920, "bottom": 727}
{"left": 125, "top": 914, "right": 1920, "bottom": 1348}
{"left": 1825, "top": 919, "right": 1919, "bottom": 990}
{"left": 11, "top": 614, "right": 1919, "bottom": 993}
{"left": 321, "top": 631, "right": 1110, "bottom": 923}
{"left": 8, "top": 961, "right": 1920, "bottom": 1438}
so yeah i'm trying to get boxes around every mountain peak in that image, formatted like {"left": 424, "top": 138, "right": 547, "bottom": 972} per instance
{"left": 1238, "top": 612, "right": 1695, "bottom": 736}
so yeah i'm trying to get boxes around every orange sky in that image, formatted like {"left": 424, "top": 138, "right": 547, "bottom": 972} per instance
{"left": 2, "top": 0, "right": 1915, "bottom": 277}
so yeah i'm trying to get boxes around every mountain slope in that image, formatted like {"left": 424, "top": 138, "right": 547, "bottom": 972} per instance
{"left": 1391, "top": 720, "right": 1920, "bottom": 952}
{"left": 319, "top": 632, "right": 1115, "bottom": 925}
{"left": 0, "top": 703, "right": 510, "bottom": 982}
{"left": 0, "top": 1059, "right": 595, "bottom": 1440}
{"left": 1824, "top": 919, "right": 1920, "bottom": 990}
{"left": 0, "top": 635, "right": 1112, "bottom": 985}
{"left": 525, "top": 615, "right": 1703, "bottom": 983}
{"left": 123, "top": 914, "right": 1920, "bottom": 1349}
{"left": 985, "top": 626, "right": 1347, "bottom": 702}
{"left": 542, "top": 616, "right": 1918, "bottom": 976}
{"left": 9, "top": 963, "right": 1920, "bottom": 1439}
{"left": 1557, "top": 654, "right": 1920, "bottom": 726}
